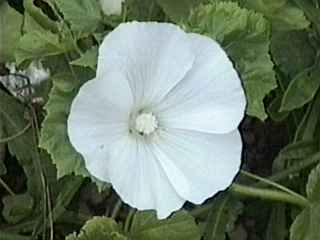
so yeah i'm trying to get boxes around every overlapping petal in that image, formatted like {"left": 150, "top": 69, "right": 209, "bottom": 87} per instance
{"left": 68, "top": 75, "right": 132, "bottom": 181}
{"left": 155, "top": 34, "right": 246, "bottom": 134}
{"left": 97, "top": 22, "right": 195, "bottom": 107}
{"left": 107, "top": 136, "right": 185, "bottom": 219}
{"left": 151, "top": 129, "right": 242, "bottom": 204}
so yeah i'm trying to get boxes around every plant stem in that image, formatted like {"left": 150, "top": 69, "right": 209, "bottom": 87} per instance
{"left": 241, "top": 170, "right": 308, "bottom": 204}
{"left": 111, "top": 199, "right": 122, "bottom": 219}
{"left": 0, "top": 122, "right": 31, "bottom": 143}
{"left": 124, "top": 209, "right": 136, "bottom": 233}
{"left": 0, "top": 177, "right": 15, "bottom": 196}
{"left": 229, "top": 183, "right": 309, "bottom": 208}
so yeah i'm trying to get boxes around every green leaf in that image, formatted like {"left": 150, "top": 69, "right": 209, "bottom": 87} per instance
{"left": 0, "top": 1, "right": 23, "bottom": 62}
{"left": 306, "top": 163, "right": 320, "bottom": 202}
{"left": 203, "top": 193, "right": 243, "bottom": 240}
{"left": 186, "top": 1, "right": 277, "bottom": 120}
{"left": 66, "top": 216, "right": 126, "bottom": 240}
{"left": 292, "top": 0, "right": 320, "bottom": 34}
{"left": 265, "top": 205, "right": 287, "bottom": 240}
{"left": 2, "top": 193, "right": 34, "bottom": 224}
{"left": 39, "top": 73, "right": 88, "bottom": 178}
{"left": 130, "top": 211, "right": 201, "bottom": 240}
{"left": 0, "top": 231, "right": 31, "bottom": 240}
{"left": 0, "top": 90, "right": 34, "bottom": 163}
{"left": 51, "top": 176, "right": 84, "bottom": 221}
{"left": 125, "top": 0, "right": 165, "bottom": 21}
{"left": 24, "top": 0, "right": 58, "bottom": 32}
{"left": 237, "top": 0, "right": 310, "bottom": 31}
{"left": 39, "top": 71, "right": 107, "bottom": 191}
{"left": 0, "top": 90, "right": 52, "bottom": 204}
{"left": 15, "top": 28, "right": 72, "bottom": 64}
{"left": 290, "top": 203, "right": 320, "bottom": 240}
{"left": 55, "top": 0, "right": 102, "bottom": 33}
{"left": 280, "top": 66, "right": 320, "bottom": 112}
{"left": 71, "top": 47, "right": 98, "bottom": 70}
{"left": 267, "top": 94, "right": 289, "bottom": 122}
{"left": 273, "top": 140, "right": 318, "bottom": 172}
{"left": 155, "top": 0, "right": 204, "bottom": 22}
{"left": 277, "top": 140, "right": 318, "bottom": 161}
{"left": 271, "top": 30, "right": 316, "bottom": 78}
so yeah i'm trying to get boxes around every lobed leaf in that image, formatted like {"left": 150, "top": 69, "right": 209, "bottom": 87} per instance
{"left": 71, "top": 47, "right": 98, "bottom": 70}
{"left": 2, "top": 193, "right": 34, "bottom": 224}
{"left": 237, "top": 0, "right": 310, "bottom": 31}
{"left": 39, "top": 73, "right": 88, "bottom": 178}
{"left": 55, "top": 0, "right": 102, "bottom": 34}
{"left": 130, "top": 211, "right": 201, "bottom": 240}
{"left": 66, "top": 216, "right": 126, "bottom": 240}
{"left": 15, "top": 28, "right": 72, "bottom": 65}
{"left": 0, "top": 1, "right": 23, "bottom": 62}
{"left": 186, "top": 1, "right": 277, "bottom": 120}
{"left": 155, "top": 0, "right": 204, "bottom": 22}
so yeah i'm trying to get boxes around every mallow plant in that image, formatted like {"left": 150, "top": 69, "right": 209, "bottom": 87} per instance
{"left": 0, "top": 0, "right": 319, "bottom": 240}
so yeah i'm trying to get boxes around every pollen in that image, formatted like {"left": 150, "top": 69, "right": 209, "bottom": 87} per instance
{"left": 135, "top": 112, "right": 158, "bottom": 135}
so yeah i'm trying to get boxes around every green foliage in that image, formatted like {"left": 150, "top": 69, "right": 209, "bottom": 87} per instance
{"left": 0, "top": 1, "right": 23, "bottom": 62}
{"left": 271, "top": 30, "right": 316, "bottom": 78}
{"left": 130, "top": 211, "right": 201, "bottom": 240}
{"left": 125, "top": 0, "right": 165, "bottom": 21}
{"left": 0, "top": 90, "right": 37, "bottom": 185}
{"left": 186, "top": 1, "right": 277, "bottom": 120}
{"left": 51, "top": 176, "right": 84, "bottom": 221}
{"left": 2, "top": 0, "right": 320, "bottom": 239}
{"left": 290, "top": 203, "right": 320, "bottom": 240}
{"left": 306, "top": 163, "right": 320, "bottom": 202}
{"left": 155, "top": 0, "right": 204, "bottom": 22}
{"left": 203, "top": 193, "right": 243, "bottom": 240}
{"left": 39, "top": 73, "right": 88, "bottom": 178}
{"left": 15, "top": 28, "right": 72, "bottom": 64}
{"left": 23, "top": 0, "right": 58, "bottom": 32}
{"left": 280, "top": 66, "right": 320, "bottom": 112}
{"left": 55, "top": 0, "right": 102, "bottom": 33}
{"left": 2, "top": 193, "right": 34, "bottom": 224}
{"left": 71, "top": 47, "right": 98, "bottom": 70}
{"left": 66, "top": 217, "right": 126, "bottom": 240}
{"left": 234, "top": 0, "right": 310, "bottom": 31}
{"left": 265, "top": 205, "right": 287, "bottom": 240}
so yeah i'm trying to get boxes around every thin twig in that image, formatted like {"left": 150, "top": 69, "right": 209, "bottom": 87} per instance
{"left": 0, "top": 177, "right": 15, "bottom": 196}
{"left": 0, "top": 122, "right": 31, "bottom": 143}
{"left": 111, "top": 199, "right": 122, "bottom": 219}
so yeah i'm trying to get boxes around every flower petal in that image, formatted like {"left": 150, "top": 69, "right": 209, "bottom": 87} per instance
{"left": 68, "top": 76, "right": 131, "bottom": 182}
{"left": 107, "top": 136, "right": 185, "bottom": 219}
{"left": 151, "top": 129, "right": 242, "bottom": 204}
{"left": 97, "top": 22, "right": 194, "bottom": 107}
{"left": 155, "top": 33, "right": 246, "bottom": 134}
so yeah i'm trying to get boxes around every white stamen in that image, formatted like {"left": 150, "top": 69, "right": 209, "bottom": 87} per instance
{"left": 135, "top": 112, "right": 158, "bottom": 135}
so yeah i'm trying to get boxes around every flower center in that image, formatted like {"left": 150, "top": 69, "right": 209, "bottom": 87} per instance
{"left": 135, "top": 112, "right": 158, "bottom": 135}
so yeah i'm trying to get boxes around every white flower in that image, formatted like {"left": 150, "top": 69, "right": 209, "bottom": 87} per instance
{"left": 68, "top": 22, "right": 246, "bottom": 219}
{"left": 99, "top": 0, "right": 124, "bottom": 15}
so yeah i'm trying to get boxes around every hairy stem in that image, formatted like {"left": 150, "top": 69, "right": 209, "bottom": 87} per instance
{"left": 229, "top": 183, "right": 309, "bottom": 208}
